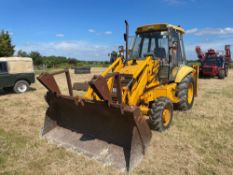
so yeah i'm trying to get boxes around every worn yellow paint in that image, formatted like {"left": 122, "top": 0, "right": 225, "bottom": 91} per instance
{"left": 175, "top": 65, "right": 194, "bottom": 83}
{"left": 187, "top": 82, "right": 194, "bottom": 104}
{"left": 140, "top": 83, "right": 180, "bottom": 104}
{"left": 82, "top": 23, "right": 200, "bottom": 117}
{"left": 162, "top": 107, "right": 171, "bottom": 126}
{"left": 84, "top": 55, "right": 198, "bottom": 115}
{"left": 136, "top": 23, "right": 185, "bottom": 34}
{"left": 140, "top": 105, "right": 150, "bottom": 115}
{"left": 192, "top": 65, "right": 199, "bottom": 96}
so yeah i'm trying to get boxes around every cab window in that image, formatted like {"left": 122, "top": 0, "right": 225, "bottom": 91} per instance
{"left": 170, "top": 30, "right": 183, "bottom": 66}
{"left": 158, "top": 37, "right": 168, "bottom": 57}
{"left": 130, "top": 31, "right": 168, "bottom": 59}
{"left": 141, "top": 38, "right": 150, "bottom": 57}
{"left": 0, "top": 62, "right": 7, "bottom": 73}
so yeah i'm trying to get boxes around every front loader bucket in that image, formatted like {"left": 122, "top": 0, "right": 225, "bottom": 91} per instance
{"left": 38, "top": 70, "right": 152, "bottom": 171}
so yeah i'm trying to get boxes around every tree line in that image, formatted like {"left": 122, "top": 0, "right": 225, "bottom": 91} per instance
{"left": 16, "top": 50, "right": 78, "bottom": 67}
{"left": 16, "top": 50, "right": 109, "bottom": 68}
{"left": 0, "top": 30, "right": 109, "bottom": 68}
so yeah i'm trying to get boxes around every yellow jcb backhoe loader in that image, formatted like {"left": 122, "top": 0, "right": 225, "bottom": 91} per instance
{"left": 38, "top": 21, "right": 198, "bottom": 171}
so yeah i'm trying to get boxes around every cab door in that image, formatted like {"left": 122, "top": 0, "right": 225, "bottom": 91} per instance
{"left": 0, "top": 62, "right": 12, "bottom": 88}
{"left": 168, "top": 30, "right": 185, "bottom": 82}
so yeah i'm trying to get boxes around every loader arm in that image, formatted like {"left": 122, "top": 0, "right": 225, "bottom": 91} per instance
{"left": 84, "top": 57, "right": 124, "bottom": 99}
{"left": 126, "top": 57, "right": 156, "bottom": 106}
{"left": 84, "top": 56, "right": 156, "bottom": 106}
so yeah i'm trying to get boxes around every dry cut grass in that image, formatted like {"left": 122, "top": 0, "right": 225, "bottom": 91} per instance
{"left": 0, "top": 68, "right": 233, "bottom": 175}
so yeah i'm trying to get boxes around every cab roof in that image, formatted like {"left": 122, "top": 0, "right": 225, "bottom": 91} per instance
{"left": 0, "top": 57, "right": 34, "bottom": 74}
{"left": 136, "top": 23, "right": 185, "bottom": 34}
{"left": 0, "top": 57, "right": 33, "bottom": 62}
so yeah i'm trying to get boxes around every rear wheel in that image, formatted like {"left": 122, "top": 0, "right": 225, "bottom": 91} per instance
{"left": 225, "top": 67, "right": 228, "bottom": 77}
{"left": 175, "top": 74, "right": 195, "bottom": 110}
{"left": 218, "top": 70, "right": 225, "bottom": 79}
{"left": 149, "top": 97, "right": 173, "bottom": 132}
{"left": 14, "top": 80, "right": 29, "bottom": 93}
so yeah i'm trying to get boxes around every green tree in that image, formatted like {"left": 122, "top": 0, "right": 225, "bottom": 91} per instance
{"left": 29, "top": 51, "right": 43, "bottom": 65}
{"left": 67, "top": 58, "right": 77, "bottom": 65}
{"left": 0, "top": 30, "right": 15, "bottom": 57}
{"left": 17, "top": 50, "right": 28, "bottom": 57}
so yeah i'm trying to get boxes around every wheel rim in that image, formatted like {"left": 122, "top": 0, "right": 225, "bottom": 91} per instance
{"left": 162, "top": 106, "right": 171, "bottom": 127}
{"left": 17, "top": 83, "right": 27, "bottom": 93}
{"left": 187, "top": 82, "right": 194, "bottom": 104}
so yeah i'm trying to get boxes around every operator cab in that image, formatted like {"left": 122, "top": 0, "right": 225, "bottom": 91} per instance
{"left": 129, "top": 24, "right": 186, "bottom": 82}
{"left": 203, "top": 49, "right": 226, "bottom": 68}
{"left": 204, "top": 57, "right": 225, "bottom": 68}
{"left": 130, "top": 31, "right": 169, "bottom": 59}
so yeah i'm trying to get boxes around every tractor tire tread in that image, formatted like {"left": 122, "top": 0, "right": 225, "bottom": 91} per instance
{"left": 175, "top": 74, "right": 194, "bottom": 111}
{"left": 149, "top": 97, "right": 173, "bottom": 132}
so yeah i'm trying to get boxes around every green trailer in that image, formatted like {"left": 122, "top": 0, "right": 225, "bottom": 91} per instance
{"left": 0, "top": 57, "right": 35, "bottom": 93}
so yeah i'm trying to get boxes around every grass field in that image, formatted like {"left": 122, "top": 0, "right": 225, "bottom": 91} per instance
{"left": 0, "top": 68, "right": 233, "bottom": 175}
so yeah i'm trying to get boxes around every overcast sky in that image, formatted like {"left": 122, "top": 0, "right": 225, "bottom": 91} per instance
{"left": 1, "top": 0, "right": 233, "bottom": 60}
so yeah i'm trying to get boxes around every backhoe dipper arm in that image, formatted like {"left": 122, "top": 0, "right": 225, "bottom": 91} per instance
{"left": 195, "top": 46, "right": 205, "bottom": 62}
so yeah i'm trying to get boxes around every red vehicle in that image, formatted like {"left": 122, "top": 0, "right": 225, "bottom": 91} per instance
{"left": 195, "top": 45, "right": 231, "bottom": 79}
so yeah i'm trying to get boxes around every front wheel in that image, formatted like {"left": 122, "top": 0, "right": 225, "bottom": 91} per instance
{"left": 14, "top": 80, "right": 29, "bottom": 93}
{"left": 149, "top": 97, "right": 173, "bottom": 132}
{"left": 218, "top": 70, "right": 225, "bottom": 79}
{"left": 175, "top": 74, "right": 195, "bottom": 110}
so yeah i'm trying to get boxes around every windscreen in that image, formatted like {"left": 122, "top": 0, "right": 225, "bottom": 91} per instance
{"left": 130, "top": 31, "right": 168, "bottom": 59}
{"left": 204, "top": 57, "right": 223, "bottom": 67}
